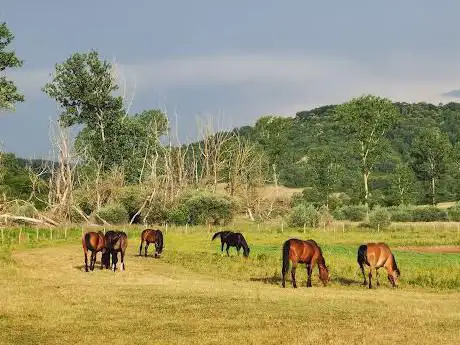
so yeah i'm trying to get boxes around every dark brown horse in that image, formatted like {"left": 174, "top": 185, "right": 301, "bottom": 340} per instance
{"left": 104, "top": 230, "right": 128, "bottom": 271}
{"left": 357, "top": 243, "right": 400, "bottom": 288}
{"left": 82, "top": 231, "right": 106, "bottom": 272}
{"left": 212, "top": 230, "right": 250, "bottom": 257}
{"left": 281, "top": 239, "right": 329, "bottom": 288}
{"left": 139, "top": 229, "right": 164, "bottom": 258}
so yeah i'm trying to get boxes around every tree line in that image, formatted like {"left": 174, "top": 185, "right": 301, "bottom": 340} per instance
{"left": 1, "top": 21, "right": 459, "bottom": 226}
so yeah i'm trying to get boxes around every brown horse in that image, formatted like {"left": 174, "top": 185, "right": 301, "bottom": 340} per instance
{"left": 357, "top": 243, "right": 400, "bottom": 288}
{"left": 82, "top": 231, "right": 106, "bottom": 272}
{"left": 139, "top": 229, "right": 164, "bottom": 258}
{"left": 281, "top": 239, "right": 329, "bottom": 288}
{"left": 104, "top": 230, "right": 128, "bottom": 271}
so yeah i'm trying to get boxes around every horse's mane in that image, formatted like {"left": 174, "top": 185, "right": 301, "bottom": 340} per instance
{"left": 391, "top": 254, "right": 400, "bottom": 273}
{"left": 155, "top": 230, "right": 164, "bottom": 250}
{"left": 307, "top": 239, "right": 326, "bottom": 265}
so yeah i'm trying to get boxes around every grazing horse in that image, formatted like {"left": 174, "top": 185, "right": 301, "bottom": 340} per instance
{"left": 139, "top": 229, "right": 164, "bottom": 258}
{"left": 211, "top": 230, "right": 250, "bottom": 257}
{"left": 281, "top": 238, "right": 329, "bottom": 288}
{"left": 357, "top": 243, "right": 400, "bottom": 289}
{"left": 104, "top": 230, "right": 128, "bottom": 271}
{"left": 82, "top": 231, "right": 106, "bottom": 272}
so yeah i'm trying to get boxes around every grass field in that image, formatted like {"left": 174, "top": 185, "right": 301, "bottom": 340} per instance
{"left": 1, "top": 224, "right": 460, "bottom": 344}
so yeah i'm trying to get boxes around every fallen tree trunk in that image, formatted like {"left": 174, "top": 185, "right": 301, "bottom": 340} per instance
{"left": 0, "top": 214, "right": 57, "bottom": 227}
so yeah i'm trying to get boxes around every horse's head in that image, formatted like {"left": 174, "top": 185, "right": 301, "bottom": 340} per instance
{"left": 389, "top": 268, "right": 400, "bottom": 287}
{"left": 319, "top": 264, "right": 330, "bottom": 286}
{"left": 243, "top": 245, "right": 250, "bottom": 258}
{"left": 154, "top": 230, "right": 164, "bottom": 258}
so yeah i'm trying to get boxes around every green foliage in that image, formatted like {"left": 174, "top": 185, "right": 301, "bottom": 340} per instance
{"left": 183, "top": 191, "right": 235, "bottom": 225}
{"left": 96, "top": 203, "right": 129, "bottom": 224}
{"left": 388, "top": 206, "right": 414, "bottom": 222}
{"left": 410, "top": 127, "right": 452, "bottom": 205}
{"left": 447, "top": 205, "right": 460, "bottom": 222}
{"left": 368, "top": 206, "right": 391, "bottom": 229}
{"left": 0, "top": 22, "right": 24, "bottom": 111}
{"left": 167, "top": 206, "right": 190, "bottom": 225}
{"left": 332, "top": 205, "right": 367, "bottom": 221}
{"left": 411, "top": 207, "right": 448, "bottom": 222}
{"left": 288, "top": 203, "right": 318, "bottom": 227}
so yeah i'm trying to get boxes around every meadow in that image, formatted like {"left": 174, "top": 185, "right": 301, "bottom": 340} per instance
{"left": 1, "top": 222, "right": 460, "bottom": 344}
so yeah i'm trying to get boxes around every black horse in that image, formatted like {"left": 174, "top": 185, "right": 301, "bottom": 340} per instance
{"left": 104, "top": 230, "right": 128, "bottom": 271}
{"left": 212, "top": 230, "right": 250, "bottom": 257}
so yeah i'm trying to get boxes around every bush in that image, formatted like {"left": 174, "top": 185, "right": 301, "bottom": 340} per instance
{"left": 332, "top": 205, "right": 367, "bottom": 221}
{"left": 288, "top": 204, "right": 318, "bottom": 227}
{"left": 368, "top": 206, "right": 391, "bottom": 229}
{"left": 183, "top": 191, "right": 236, "bottom": 225}
{"left": 447, "top": 206, "right": 460, "bottom": 222}
{"left": 167, "top": 206, "right": 190, "bottom": 225}
{"left": 96, "top": 203, "right": 129, "bottom": 224}
{"left": 388, "top": 207, "right": 414, "bottom": 222}
{"left": 142, "top": 201, "right": 168, "bottom": 225}
{"left": 411, "top": 206, "right": 448, "bottom": 222}
{"left": 9, "top": 203, "right": 36, "bottom": 218}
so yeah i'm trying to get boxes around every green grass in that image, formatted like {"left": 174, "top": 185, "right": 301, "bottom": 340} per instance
{"left": 1, "top": 224, "right": 460, "bottom": 344}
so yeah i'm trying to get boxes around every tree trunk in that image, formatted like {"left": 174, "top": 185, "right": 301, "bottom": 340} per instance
{"left": 363, "top": 170, "right": 369, "bottom": 220}
{"left": 431, "top": 176, "right": 436, "bottom": 205}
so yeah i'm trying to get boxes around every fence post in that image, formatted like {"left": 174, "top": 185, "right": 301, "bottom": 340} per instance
{"left": 281, "top": 221, "right": 284, "bottom": 233}
{"left": 1, "top": 228, "right": 4, "bottom": 245}
{"left": 166, "top": 223, "right": 168, "bottom": 233}
{"left": 378, "top": 224, "right": 380, "bottom": 232}
{"left": 19, "top": 227, "right": 22, "bottom": 244}
{"left": 303, "top": 223, "right": 306, "bottom": 234}
{"left": 36, "top": 228, "right": 39, "bottom": 241}
{"left": 342, "top": 223, "right": 345, "bottom": 233}
{"left": 50, "top": 229, "right": 53, "bottom": 240}
{"left": 64, "top": 227, "right": 68, "bottom": 239}
{"left": 185, "top": 223, "right": 188, "bottom": 233}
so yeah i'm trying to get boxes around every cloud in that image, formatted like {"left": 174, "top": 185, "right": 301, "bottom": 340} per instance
{"left": 441, "top": 89, "right": 460, "bottom": 98}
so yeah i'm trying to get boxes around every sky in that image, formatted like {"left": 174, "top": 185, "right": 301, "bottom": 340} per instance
{"left": 1, "top": 0, "right": 460, "bottom": 158}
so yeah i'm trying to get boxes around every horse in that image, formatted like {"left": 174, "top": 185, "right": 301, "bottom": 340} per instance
{"left": 104, "top": 230, "right": 128, "bottom": 271}
{"left": 82, "top": 231, "right": 106, "bottom": 272}
{"left": 357, "top": 243, "right": 400, "bottom": 289}
{"left": 139, "top": 229, "right": 164, "bottom": 258}
{"left": 281, "top": 238, "right": 329, "bottom": 288}
{"left": 211, "top": 230, "right": 250, "bottom": 257}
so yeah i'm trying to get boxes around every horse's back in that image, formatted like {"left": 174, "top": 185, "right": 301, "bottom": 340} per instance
{"left": 362, "top": 242, "right": 392, "bottom": 267}
{"left": 286, "top": 238, "right": 317, "bottom": 263}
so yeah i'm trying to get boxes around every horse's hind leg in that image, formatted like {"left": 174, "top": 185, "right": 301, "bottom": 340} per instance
{"left": 111, "top": 251, "right": 118, "bottom": 272}
{"left": 291, "top": 263, "right": 298, "bottom": 288}
{"left": 306, "top": 263, "right": 312, "bottom": 287}
{"left": 84, "top": 252, "right": 89, "bottom": 272}
{"left": 359, "top": 263, "right": 367, "bottom": 286}
{"left": 145, "top": 242, "right": 149, "bottom": 257}
{"left": 139, "top": 240, "right": 143, "bottom": 256}
{"left": 376, "top": 269, "right": 380, "bottom": 287}
{"left": 368, "top": 267, "right": 373, "bottom": 289}
{"left": 120, "top": 250, "right": 125, "bottom": 271}
{"left": 90, "top": 251, "right": 96, "bottom": 271}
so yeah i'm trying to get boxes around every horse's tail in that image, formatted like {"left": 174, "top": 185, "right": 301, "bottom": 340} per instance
{"left": 282, "top": 240, "right": 291, "bottom": 276}
{"left": 357, "top": 244, "right": 367, "bottom": 266}
{"left": 82, "top": 232, "right": 89, "bottom": 254}
{"left": 212, "top": 231, "right": 224, "bottom": 241}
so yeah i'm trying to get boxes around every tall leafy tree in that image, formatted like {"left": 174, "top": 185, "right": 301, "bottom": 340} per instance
{"left": 335, "top": 95, "right": 399, "bottom": 214}
{"left": 43, "top": 50, "right": 124, "bottom": 167}
{"left": 0, "top": 22, "right": 24, "bottom": 111}
{"left": 410, "top": 127, "right": 452, "bottom": 205}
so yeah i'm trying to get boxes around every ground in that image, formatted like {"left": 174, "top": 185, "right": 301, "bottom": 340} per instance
{"left": 1, "top": 226, "right": 460, "bottom": 344}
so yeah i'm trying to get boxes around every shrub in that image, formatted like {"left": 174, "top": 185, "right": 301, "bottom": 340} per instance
{"left": 183, "top": 191, "right": 236, "bottom": 225}
{"left": 9, "top": 203, "right": 36, "bottom": 218}
{"left": 167, "top": 206, "right": 190, "bottom": 225}
{"left": 142, "top": 201, "right": 169, "bottom": 225}
{"left": 368, "top": 206, "right": 391, "bottom": 229}
{"left": 411, "top": 207, "right": 448, "bottom": 222}
{"left": 317, "top": 205, "right": 333, "bottom": 226}
{"left": 96, "top": 203, "right": 129, "bottom": 224}
{"left": 388, "top": 207, "right": 414, "bottom": 222}
{"left": 332, "top": 205, "right": 367, "bottom": 221}
{"left": 288, "top": 203, "right": 318, "bottom": 227}
{"left": 447, "top": 205, "right": 460, "bottom": 222}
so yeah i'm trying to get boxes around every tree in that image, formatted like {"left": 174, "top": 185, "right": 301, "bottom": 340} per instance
{"left": 0, "top": 22, "right": 24, "bottom": 111}
{"left": 410, "top": 127, "right": 452, "bottom": 205}
{"left": 335, "top": 95, "right": 399, "bottom": 215}
{"left": 42, "top": 50, "right": 124, "bottom": 167}
{"left": 389, "top": 163, "right": 417, "bottom": 206}
{"left": 305, "top": 147, "right": 342, "bottom": 208}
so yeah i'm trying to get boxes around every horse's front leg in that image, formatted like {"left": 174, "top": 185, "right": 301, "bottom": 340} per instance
{"left": 376, "top": 269, "right": 380, "bottom": 287}
{"left": 112, "top": 251, "right": 118, "bottom": 272}
{"left": 90, "top": 251, "right": 96, "bottom": 271}
{"left": 226, "top": 244, "right": 230, "bottom": 257}
{"left": 236, "top": 245, "right": 241, "bottom": 256}
{"left": 221, "top": 241, "right": 225, "bottom": 256}
{"left": 291, "top": 263, "right": 298, "bottom": 288}
{"left": 145, "top": 242, "right": 149, "bottom": 257}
